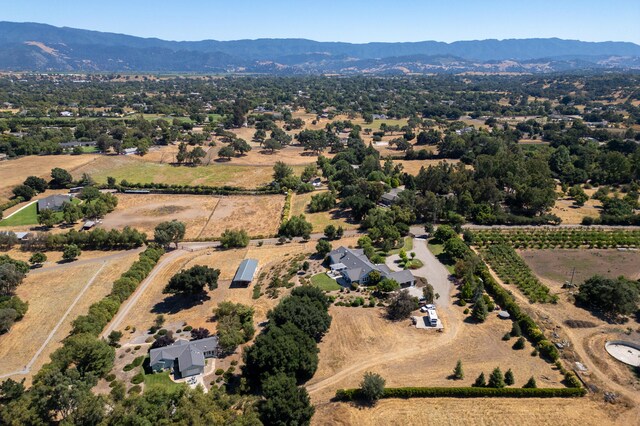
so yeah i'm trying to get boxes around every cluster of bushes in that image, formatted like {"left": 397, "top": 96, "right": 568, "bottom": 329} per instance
{"left": 481, "top": 244, "right": 557, "bottom": 303}
{"left": 243, "top": 286, "right": 332, "bottom": 425}
{"left": 71, "top": 245, "right": 164, "bottom": 336}
{"left": 309, "top": 191, "right": 336, "bottom": 213}
{"left": 0, "top": 255, "right": 30, "bottom": 333}
{"left": 219, "top": 229, "right": 250, "bottom": 249}
{"left": 473, "top": 228, "right": 640, "bottom": 249}
{"left": 118, "top": 181, "right": 278, "bottom": 195}
{"left": 279, "top": 214, "right": 312, "bottom": 239}
{"left": 335, "top": 386, "right": 585, "bottom": 401}
{"left": 23, "top": 227, "right": 147, "bottom": 251}
{"left": 0, "top": 295, "right": 28, "bottom": 333}
{"left": 214, "top": 301, "right": 255, "bottom": 353}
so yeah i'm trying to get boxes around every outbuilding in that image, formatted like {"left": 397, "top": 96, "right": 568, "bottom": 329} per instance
{"left": 232, "top": 259, "right": 258, "bottom": 286}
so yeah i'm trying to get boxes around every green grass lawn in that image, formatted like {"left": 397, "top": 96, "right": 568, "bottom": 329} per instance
{"left": 144, "top": 371, "right": 184, "bottom": 393}
{"left": 0, "top": 198, "right": 81, "bottom": 227}
{"left": 368, "top": 118, "right": 409, "bottom": 131}
{"left": 310, "top": 272, "right": 342, "bottom": 291}
{"left": 0, "top": 202, "right": 37, "bottom": 226}
{"left": 89, "top": 159, "right": 305, "bottom": 188}
{"left": 427, "top": 239, "right": 456, "bottom": 274}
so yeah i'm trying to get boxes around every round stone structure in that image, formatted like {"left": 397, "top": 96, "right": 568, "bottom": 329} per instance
{"left": 604, "top": 340, "right": 640, "bottom": 367}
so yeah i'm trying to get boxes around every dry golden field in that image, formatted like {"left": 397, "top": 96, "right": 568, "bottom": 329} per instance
{"left": 0, "top": 250, "right": 139, "bottom": 384}
{"left": 0, "top": 154, "right": 99, "bottom": 203}
{"left": 289, "top": 191, "right": 358, "bottom": 233}
{"left": 98, "top": 193, "right": 285, "bottom": 239}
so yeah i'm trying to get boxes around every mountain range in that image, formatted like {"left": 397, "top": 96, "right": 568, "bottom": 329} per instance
{"left": 1, "top": 22, "right": 639, "bottom": 74}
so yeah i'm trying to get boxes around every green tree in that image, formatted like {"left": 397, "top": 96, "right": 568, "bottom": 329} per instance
{"left": 444, "top": 237, "right": 469, "bottom": 260}
{"left": 505, "top": 368, "right": 515, "bottom": 386}
{"left": 453, "top": 360, "right": 464, "bottom": 380}
{"left": 243, "top": 322, "right": 319, "bottom": 385}
{"left": 62, "top": 244, "right": 81, "bottom": 262}
{"left": 268, "top": 292, "right": 332, "bottom": 342}
{"left": 29, "top": 252, "right": 47, "bottom": 266}
{"left": 472, "top": 297, "right": 488, "bottom": 322}
{"left": 263, "top": 138, "right": 282, "bottom": 154}
{"left": 163, "top": 265, "right": 220, "bottom": 296}
{"left": 0, "top": 263, "right": 26, "bottom": 297}
{"left": 377, "top": 278, "right": 400, "bottom": 293}
{"left": 273, "top": 161, "right": 294, "bottom": 182}
{"left": 12, "top": 185, "right": 35, "bottom": 201}
{"left": 324, "top": 224, "right": 337, "bottom": 240}
{"left": 154, "top": 220, "right": 186, "bottom": 249}
{"left": 359, "top": 371, "right": 385, "bottom": 405}
{"left": 315, "top": 239, "right": 332, "bottom": 257}
{"left": 487, "top": 367, "right": 505, "bottom": 388}
{"left": 279, "top": 215, "right": 312, "bottom": 239}
{"left": 576, "top": 275, "right": 640, "bottom": 318}
{"left": 259, "top": 373, "right": 315, "bottom": 426}
{"left": 473, "top": 372, "right": 486, "bottom": 387}
{"left": 38, "top": 208, "right": 60, "bottom": 228}
{"left": 523, "top": 376, "right": 537, "bottom": 388}
{"left": 23, "top": 176, "right": 48, "bottom": 193}
{"left": 51, "top": 167, "right": 73, "bottom": 188}
{"left": 220, "top": 229, "right": 250, "bottom": 249}
{"left": 218, "top": 145, "right": 235, "bottom": 160}
{"left": 386, "top": 290, "right": 418, "bottom": 320}
{"left": 433, "top": 225, "right": 457, "bottom": 243}
{"left": 63, "top": 202, "right": 83, "bottom": 224}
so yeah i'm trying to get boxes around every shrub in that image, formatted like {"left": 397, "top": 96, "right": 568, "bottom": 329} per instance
{"left": 359, "top": 372, "right": 385, "bottom": 404}
{"left": 105, "top": 373, "right": 116, "bottom": 382}
{"left": 523, "top": 377, "right": 537, "bottom": 388}
{"left": 215, "top": 368, "right": 224, "bottom": 376}
{"left": 128, "top": 385, "right": 142, "bottom": 394}
{"left": 131, "top": 372, "right": 144, "bottom": 385}
{"left": 513, "top": 337, "right": 526, "bottom": 350}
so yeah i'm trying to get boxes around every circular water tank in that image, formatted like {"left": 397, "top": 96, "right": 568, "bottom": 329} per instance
{"left": 605, "top": 341, "right": 640, "bottom": 367}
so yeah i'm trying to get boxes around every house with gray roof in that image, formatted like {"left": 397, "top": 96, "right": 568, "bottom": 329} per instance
{"left": 149, "top": 336, "right": 218, "bottom": 378}
{"left": 328, "top": 246, "right": 415, "bottom": 287}
{"left": 37, "top": 194, "right": 73, "bottom": 213}
{"left": 380, "top": 186, "right": 405, "bottom": 206}
{"left": 232, "top": 259, "right": 258, "bottom": 286}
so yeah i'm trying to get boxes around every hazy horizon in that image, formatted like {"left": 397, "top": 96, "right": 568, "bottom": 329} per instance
{"left": 4, "top": 0, "right": 640, "bottom": 44}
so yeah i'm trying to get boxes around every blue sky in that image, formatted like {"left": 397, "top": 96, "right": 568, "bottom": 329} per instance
{"left": 4, "top": 0, "right": 640, "bottom": 44}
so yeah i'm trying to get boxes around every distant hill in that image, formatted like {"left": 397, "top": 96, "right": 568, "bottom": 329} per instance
{"left": 1, "top": 22, "right": 639, "bottom": 74}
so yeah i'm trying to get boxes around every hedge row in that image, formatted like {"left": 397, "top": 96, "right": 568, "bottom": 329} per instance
{"left": 478, "top": 267, "right": 559, "bottom": 361}
{"left": 118, "top": 181, "right": 279, "bottom": 196}
{"left": 443, "top": 234, "right": 560, "bottom": 362}
{"left": 281, "top": 191, "right": 293, "bottom": 221}
{"left": 24, "top": 227, "right": 147, "bottom": 251}
{"left": 335, "top": 386, "right": 586, "bottom": 400}
{"left": 71, "top": 245, "right": 165, "bottom": 336}
{"left": 0, "top": 197, "right": 24, "bottom": 215}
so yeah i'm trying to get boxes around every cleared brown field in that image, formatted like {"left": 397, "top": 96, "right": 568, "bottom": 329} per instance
{"left": 551, "top": 196, "right": 601, "bottom": 224}
{"left": 289, "top": 191, "right": 358, "bottom": 233}
{"left": 519, "top": 249, "right": 640, "bottom": 287}
{"left": 482, "top": 261, "right": 640, "bottom": 421}
{"left": 0, "top": 250, "right": 139, "bottom": 384}
{"left": 313, "top": 397, "right": 625, "bottom": 426}
{"left": 99, "top": 194, "right": 220, "bottom": 240}
{"left": 389, "top": 158, "right": 462, "bottom": 176}
{"left": 198, "top": 194, "right": 285, "bottom": 239}
{"left": 116, "top": 235, "right": 361, "bottom": 339}
{"left": 99, "top": 193, "right": 285, "bottom": 239}
{"left": 307, "top": 305, "right": 564, "bottom": 405}
{"left": 0, "top": 154, "right": 99, "bottom": 203}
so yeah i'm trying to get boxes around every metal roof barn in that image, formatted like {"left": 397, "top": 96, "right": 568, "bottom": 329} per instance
{"left": 233, "top": 259, "right": 258, "bottom": 284}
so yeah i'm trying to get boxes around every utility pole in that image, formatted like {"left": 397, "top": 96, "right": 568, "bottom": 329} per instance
{"left": 569, "top": 267, "right": 576, "bottom": 286}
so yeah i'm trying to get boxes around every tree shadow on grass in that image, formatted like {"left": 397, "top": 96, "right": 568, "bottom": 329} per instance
{"left": 152, "top": 293, "right": 211, "bottom": 315}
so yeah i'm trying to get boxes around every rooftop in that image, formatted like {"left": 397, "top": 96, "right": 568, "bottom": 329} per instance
{"left": 233, "top": 259, "right": 258, "bottom": 283}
